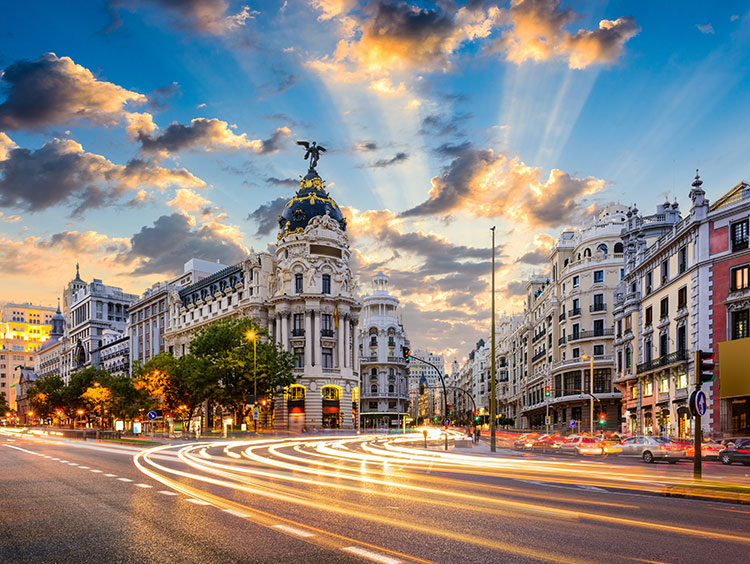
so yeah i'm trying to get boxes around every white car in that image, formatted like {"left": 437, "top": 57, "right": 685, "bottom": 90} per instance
{"left": 619, "top": 436, "right": 685, "bottom": 463}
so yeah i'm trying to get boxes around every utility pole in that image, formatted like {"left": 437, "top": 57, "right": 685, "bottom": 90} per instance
{"left": 490, "top": 226, "right": 497, "bottom": 453}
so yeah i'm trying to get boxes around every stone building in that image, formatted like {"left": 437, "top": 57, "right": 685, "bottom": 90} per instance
{"left": 165, "top": 162, "right": 361, "bottom": 430}
{"left": 1, "top": 302, "right": 55, "bottom": 397}
{"left": 358, "top": 272, "right": 410, "bottom": 429}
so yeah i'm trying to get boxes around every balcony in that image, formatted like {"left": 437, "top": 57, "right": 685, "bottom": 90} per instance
{"left": 531, "top": 349, "right": 547, "bottom": 363}
{"left": 552, "top": 354, "right": 614, "bottom": 372}
{"left": 567, "top": 328, "right": 614, "bottom": 342}
{"left": 361, "top": 355, "right": 379, "bottom": 363}
{"left": 321, "top": 329, "right": 335, "bottom": 338}
{"left": 532, "top": 330, "right": 546, "bottom": 344}
{"left": 636, "top": 349, "right": 688, "bottom": 375}
{"left": 322, "top": 367, "right": 340, "bottom": 374}
{"left": 292, "top": 328, "right": 305, "bottom": 337}
{"left": 387, "top": 356, "right": 406, "bottom": 364}
{"left": 559, "top": 312, "right": 566, "bottom": 322}
{"left": 558, "top": 336, "right": 567, "bottom": 346}
{"left": 570, "top": 307, "right": 582, "bottom": 317}
{"left": 590, "top": 303, "right": 607, "bottom": 313}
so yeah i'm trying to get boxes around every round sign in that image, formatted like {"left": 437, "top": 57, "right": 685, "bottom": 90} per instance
{"left": 689, "top": 390, "right": 708, "bottom": 417}
{"left": 443, "top": 418, "right": 450, "bottom": 426}
{"left": 147, "top": 411, "right": 157, "bottom": 420}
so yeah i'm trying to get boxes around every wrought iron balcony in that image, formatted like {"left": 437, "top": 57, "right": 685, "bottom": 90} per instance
{"left": 321, "top": 329, "right": 335, "bottom": 338}
{"left": 636, "top": 349, "right": 687, "bottom": 374}
{"left": 291, "top": 328, "right": 305, "bottom": 337}
{"left": 567, "top": 328, "right": 614, "bottom": 342}
{"left": 590, "top": 303, "right": 607, "bottom": 312}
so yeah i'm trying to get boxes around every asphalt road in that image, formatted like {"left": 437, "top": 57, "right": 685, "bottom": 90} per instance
{"left": 2, "top": 430, "right": 749, "bottom": 564}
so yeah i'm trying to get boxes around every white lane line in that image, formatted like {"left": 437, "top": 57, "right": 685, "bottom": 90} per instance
{"left": 78, "top": 466, "right": 89, "bottom": 469}
{"left": 52, "top": 458, "right": 60, "bottom": 460}
{"left": 67, "top": 463, "right": 78, "bottom": 466}
{"left": 135, "top": 484, "right": 152, "bottom": 488}
{"left": 578, "top": 485, "right": 608, "bottom": 492}
{"left": 342, "top": 546, "right": 401, "bottom": 564}
{"left": 59, "top": 460, "right": 69, "bottom": 463}
{"left": 273, "top": 524, "right": 315, "bottom": 537}
{"left": 104, "top": 474, "right": 117, "bottom": 477}
{"left": 186, "top": 499, "right": 212, "bottom": 505}
{"left": 158, "top": 490, "right": 178, "bottom": 496}
{"left": 223, "top": 509, "right": 249, "bottom": 518}
{"left": 117, "top": 478, "right": 133, "bottom": 482}
{"left": 90, "top": 469, "right": 102, "bottom": 473}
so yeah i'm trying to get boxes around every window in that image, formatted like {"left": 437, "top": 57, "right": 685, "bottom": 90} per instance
{"left": 678, "top": 247, "right": 687, "bottom": 273}
{"left": 593, "top": 294, "right": 604, "bottom": 311}
{"left": 676, "top": 373, "right": 688, "bottom": 389}
{"left": 321, "top": 314, "right": 333, "bottom": 331}
{"left": 293, "top": 313, "right": 303, "bottom": 332}
{"left": 731, "top": 219, "right": 749, "bottom": 252}
{"left": 322, "top": 348, "right": 334, "bottom": 368}
{"left": 660, "top": 297, "right": 669, "bottom": 319}
{"left": 625, "top": 315, "right": 632, "bottom": 333}
{"left": 388, "top": 384, "right": 394, "bottom": 393}
{"left": 572, "top": 323, "right": 579, "bottom": 339}
{"left": 594, "top": 270, "right": 604, "bottom": 283}
{"left": 732, "top": 265, "right": 749, "bottom": 291}
{"left": 659, "top": 378, "right": 669, "bottom": 393}
{"left": 369, "top": 401, "right": 378, "bottom": 410}
{"left": 293, "top": 347, "right": 304, "bottom": 368}
{"left": 617, "top": 320, "right": 622, "bottom": 337}
{"left": 572, "top": 298, "right": 580, "bottom": 314}
{"left": 572, "top": 347, "right": 580, "bottom": 358}
{"left": 594, "top": 344, "right": 604, "bottom": 356}
{"left": 295, "top": 273, "right": 303, "bottom": 293}
{"left": 371, "top": 384, "right": 377, "bottom": 393}
{"left": 322, "top": 274, "right": 331, "bottom": 294}
{"left": 732, "top": 310, "right": 749, "bottom": 340}
{"left": 630, "top": 386, "right": 637, "bottom": 399}
{"left": 645, "top": 306, "right": 653, "bottom": 327}
{"left": 593, "top": 319, "right": 604, "bottom": 336}
{"left": 645, "top": 271, "right": 652, "bottom": 294}
{"left": 573, "top": 276, "right": 580, "bottom": 288}
{"left": 625, "top": 347, "right": 632, "bottom": 370}
{"left": 661, "top": 260, "right": 669, "bottom": 283}
{"left": 620, "top": 268, "right": 625, "bottom": 280}
{"left": 644, "top": 381, "right": 653, "bottom": 397}
{"left": 678, "top": 287, "right": 687, "bottom": 310}
{"left": 597, "top": 243, "right": 608, "bottom": 255}
{"left": 644, "top": 338, "right": 652, "bottom": 362}
{"left": 617, "top": 351, "right": 623, "bottom": 372}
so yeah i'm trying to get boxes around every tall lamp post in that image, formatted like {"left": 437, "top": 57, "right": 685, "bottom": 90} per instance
{"left": 581, "top": 355, "right": 595, "bottom": 435}
{"left": 490, "top": 226, "right": 497, "bottom": 453}
{"left": 246, "top": 331, "right": 258, "bottom": 431}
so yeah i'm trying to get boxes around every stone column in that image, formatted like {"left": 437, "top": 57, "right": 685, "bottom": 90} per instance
{"left": 281, "top": 314, "right": 289, "bottom": 350}
{"left": 305, "top": 310, "right": 313, "bottom": 368}
{"left": 342, "top": 316, "right": 348, "bottom": 368}
{"left": 275, "top": 316, "right": 281, "bottom": 344}
{"left": 337, "top": 314, "right": 345, "bottom": 369}
{"left": 313, "top": 310, "right": 322, "bottom": 367}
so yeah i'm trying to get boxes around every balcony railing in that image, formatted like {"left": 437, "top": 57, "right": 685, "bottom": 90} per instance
{"left": 559, "top": 312, "right": 566, "bottom": 322}
{"left": 636, "top": 349, "right": 688, "bottom": 374}
{"left": 590, "top": 303, "right": 607, "bottom": 312}
{"left": 532, "top": 331, "right": 546, "bottom": 344}
{"left": 292, "top": 328, "right": 305, "bottom": 337}
{"left": 570, "top": 307, "right": 582, "bottom": 317}
{"left": 567, "top": 328, "right": 614, "bottom": 342}
{"left": 531, "top": 349, "right": 546, "bottom": 363}
{"left": 558, "top": 336, "right": 567, "bottom": 345}
{"left": 321, "top": 329, "right": 335, "bottom": 338}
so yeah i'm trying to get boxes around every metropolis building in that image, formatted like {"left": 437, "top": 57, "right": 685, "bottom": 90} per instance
{"left": 165, "top": 155, "right": 361, "bottom": 430}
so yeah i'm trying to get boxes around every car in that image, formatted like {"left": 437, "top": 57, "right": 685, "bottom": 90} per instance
{"left": 530, "top": 434, "right": 564, "bottom": 453}
{"left": 682, "top": 440, "right": 723, "bottom": 460}
{"left": 513, "top": 433, "right": 538, "bottom": 450}
{"left": 595, "top": 434, "right": 624, "bottom": 454}
{"left": 559, "top": 436, "right": 605, "bottom": 456}
{"left": 718, "top": 438, "right": 750, "bottom": 465}
{"left": 619, "top": 436, "right": 685, "bottom": 463}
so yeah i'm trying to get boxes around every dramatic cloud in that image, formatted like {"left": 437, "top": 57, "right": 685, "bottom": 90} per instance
{"left": 247, "top": 197, "right": 287, "bottom": 237}
{"left": 37, "top": 230, "right": 130, "bottom": 255}
{"left": 139, "top": 120, "right": 291, "bottom": 157}
{"left": 360, "top": 152, "right": 409, "bottom": 168}
{"left": 495, "top": 0, "right": 640, "bottom": 69}
{"left": 516, "top": 233, "right": 555, "bottom": 264}
{"left": 420, "top": 113, "right": 471, "bottom": 137}
{"left": 400, "top": 146, "right": 605, "bottom": 227}
{"left": 0, "top": 138, "right": 204, "bottom": 214}
{"left": 0, "top": 53, "right": 154, "bottom": 135}
{"left": 0, "top": 132, "right": 16, "bottom": 161}
{"left": 167, "top": 188, "right": 212, "bottom": 214}
{"left": 434, "top": 141, "right": 472, "bottom": 158}
{"left": 265, "top": 176, "right": 299, "bottom": 187}
{"left": 107, "top": 0, "right": 256, "bottom": 36}
{"left": 126, "top": 213, "right": 248, "bottom": 275}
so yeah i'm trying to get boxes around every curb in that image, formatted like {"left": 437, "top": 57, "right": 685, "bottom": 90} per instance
{"left": 662, "top": 485, "right": 750, "bottom": 505}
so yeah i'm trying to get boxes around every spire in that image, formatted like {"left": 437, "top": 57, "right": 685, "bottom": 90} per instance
{"left": 73, "top": 262, "right": 83, "bottom": 282}
{"left": 56, "top": 297, "right": 61, "bottom": 314}
{"left": 689, "top": 168, "right": 706, "bottom": 204}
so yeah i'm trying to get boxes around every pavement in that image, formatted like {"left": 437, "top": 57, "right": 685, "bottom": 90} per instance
{"left": 2, "top": 429, "right": 749, "bottom": 563}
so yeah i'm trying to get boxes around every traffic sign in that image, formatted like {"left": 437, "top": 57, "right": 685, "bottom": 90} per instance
{"left": 569, "top": 419, "right": 576, "bottom": 428}
{"left": 443, "top": 418, "right": 450, "bottom": 426}
{"left": 545, "top": 415, "right": 551, "bottom": 425}
{"left": 690, "top": 390, "right": 707, "bottom": 417}
{"left": 253, "top": 407, "right": 260, "bottom": 420}
{"left": 147, "top": 411, "right": 157, "bottom": 420}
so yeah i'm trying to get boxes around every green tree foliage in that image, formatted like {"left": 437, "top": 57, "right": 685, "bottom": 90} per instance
{"left": 0, "top": 392, "right": 11, "bottom": 415}
{"left": 189, "top": 317, "right": 295, "bottom": 423}
{"left": 27, "top": 375, "right": 66, "bottom": 419}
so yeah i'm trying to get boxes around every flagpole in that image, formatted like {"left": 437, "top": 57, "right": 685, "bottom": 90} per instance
{"left": 490, "top": 226, "right": 497, "bottom": 453}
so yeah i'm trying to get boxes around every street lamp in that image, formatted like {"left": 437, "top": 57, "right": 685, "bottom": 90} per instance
{"left": 581, "top": 354, "right": 595, "bottom": 435}
{"left": 246, "top": 330, "right": 257, "bottom": 431}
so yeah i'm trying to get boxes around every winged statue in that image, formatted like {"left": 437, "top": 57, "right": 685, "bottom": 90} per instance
{"left": 296, "top": 140, "right": 326, "bottom": 171}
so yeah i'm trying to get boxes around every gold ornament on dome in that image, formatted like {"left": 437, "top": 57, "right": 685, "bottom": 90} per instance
{"left": 300, "top": 176, "right": 325, "bottom": 191}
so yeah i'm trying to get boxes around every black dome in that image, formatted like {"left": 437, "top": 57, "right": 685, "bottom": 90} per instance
{"left": 278, "top": 171, "right": 346, "bottom": 239}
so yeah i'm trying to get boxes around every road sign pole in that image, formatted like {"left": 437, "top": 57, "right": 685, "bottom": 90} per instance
{"left": 693, "top": 350, "right": 702, "bottom": 480}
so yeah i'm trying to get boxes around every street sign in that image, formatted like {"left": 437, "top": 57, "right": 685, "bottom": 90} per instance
{"left": 443, "top": 418, "right": 450, "bottom": 426}
{"left": 690, "top": 390, "right": 707, "bottom": 417}
{"left": 147, "top": 411, "right": 157, "bottom": 420}
{"left": 569, "top": 419, "right": 576, "bottom": 428}
{"left": 253, "top": 407, "right": 260, "bottom": 420}
{"left": 545, "top": 415, "right": 551, "bottom": 425}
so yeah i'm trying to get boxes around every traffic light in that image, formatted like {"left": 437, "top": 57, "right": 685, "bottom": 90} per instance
{"left": 696, "top": 349, "right": 714, "bottom": 383}
{"left": 598, "top": 413, "right": 606, "bottom": 426}
{"left": 544, "top": 385, "right": 551, "bottom": 397}
{"left": 402, "top": 346, "right": 411, "bottom": 362}
{"left": 419, "top": 383, "right": 425, "bottom": 395}
{"left": 433, "top": 416, "right": 438, "bottom": 422}
{"left": 446, "top": 403, "right": 452, "bottom": 416}
{"left": 474, "top": 416, "right": 480, "bottom": 422}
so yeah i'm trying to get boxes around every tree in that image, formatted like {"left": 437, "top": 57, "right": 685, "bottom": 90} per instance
{"left": 81, "top": 384, "right": 113, "bottom": 428}
{"left": 0, "top": 392, "right": 12, "bottom": 418}
{"left": 108, "top": 375, "right": 150, "bottom": 421}
{"left": 64, "top": 367, "right": 110, "bottom": 414}
{"left": 27, "top": 375, "right": 66, "bottom": 420}
{"left": 190, "top": 317, "right": 295, "bottom": 424}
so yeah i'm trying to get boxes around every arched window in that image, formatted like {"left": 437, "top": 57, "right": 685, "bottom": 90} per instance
{"left": 614, "top": 242, "right": 624, "bottom": 253}
{"left": 388, "top": 384, "right": 395, "bottom": 393}
{"left": 583, "top": 248, "right": 592, "bottom": 257}
{"left": 371, "top": 384, "right": 377, "bottom": 393}
{"left": 322, "top": 385, "right": 341, "bottom": 401}
{"left": 597, "top": 243, "right": 608, "bottom": 255}
{"left": 286, "top": 385, "right": 305, "bottom": 402}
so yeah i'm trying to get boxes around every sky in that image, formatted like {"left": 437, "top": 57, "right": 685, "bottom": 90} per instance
{"left": 1, "top": 1, "right": 749, "bottom": 362}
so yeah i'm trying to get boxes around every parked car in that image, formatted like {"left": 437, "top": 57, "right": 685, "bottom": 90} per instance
{"left": 619, "top": 436, "right": 685, "bottom": 463}
{"left": 718, "top": 438, "right": 750, "bottom": 465}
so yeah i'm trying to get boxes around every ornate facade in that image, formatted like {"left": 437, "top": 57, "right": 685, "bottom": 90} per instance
{"left": 165, "top": 166, "right": 361, "bottom": 430}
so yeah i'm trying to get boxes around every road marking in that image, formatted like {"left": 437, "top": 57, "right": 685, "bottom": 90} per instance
{"left": 52, "top": 458, "right": 59, "bottom": 460}
{"left": 715, "top": 507, "right": 750, "bottom": 515}
{"left": 273, "top": 524, "right": 315, "bottom": 537}
{"left": 104, "top": 474, "right": 117, "bottom": 477}
{"left": 90, "top": 469, "right": 102, "bottom": 473}
{"left": 223, "top": 509, "right": 249, "bottom": 518}
{"left": 578, "top": 485, "right": 608, "bottom": 492}
{"left": 136, "top": 484, "right": 152, "bottom": 488}
{"left": 186, "top": 498, "right": 212, "bottom": 505}
{"left": 59, "top": 460, "right": 68, "bottom": 463}
{"left": 117, "top": 478, "right": 133, "bottom": 482}
{"left": 67, "top": 463, "right": 78, "bottom": 466}
{"left": 342, "top": 546, "right": 402, "bottom": 564}
{"left": 158, "top": 490, "right": 178, "bottom": 496}
{"left": 78, "top": 466, "right": 89, "bottom": 469}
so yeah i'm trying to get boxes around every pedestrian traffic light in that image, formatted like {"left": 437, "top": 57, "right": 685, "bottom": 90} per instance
{"left": 544, "top": 385, "right": 551, "bottom": 397}
{"left": 598, "top": 413, "right": 606, "bottom": 425}
{"left": 402, "top": 346, "right": 411, "bottom": 362}
{"left": 696, "top": 349, "right": 714, "bottom": 383}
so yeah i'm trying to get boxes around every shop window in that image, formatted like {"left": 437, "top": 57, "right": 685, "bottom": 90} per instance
{"left": 676, "top": 373, "right": 688, "bottom": 389}
{"left": 630, "top": 386, "right": 637, "bottom": 400}
{"left": 644, "top": 381, "right": 653, "bottom": 397}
